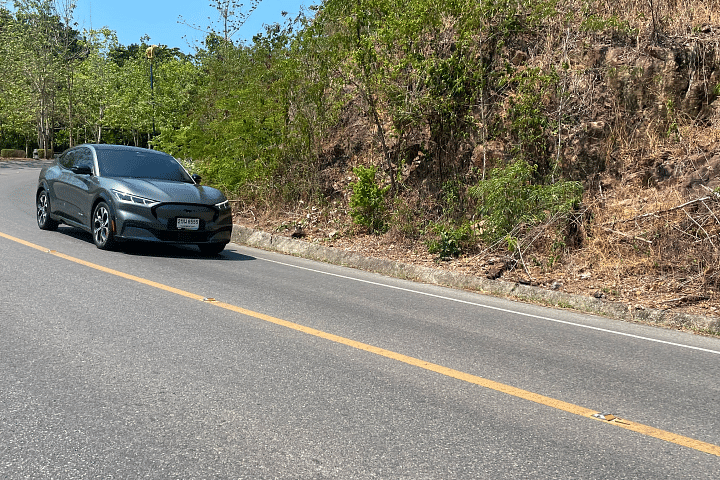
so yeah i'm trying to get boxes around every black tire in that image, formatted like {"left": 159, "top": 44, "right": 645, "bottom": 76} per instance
{"left": 92, "top": 201, "right": 116, "bottom": 250}
{"left": 37, "top": 190, "right": 59, "bottom": 231}
{"left": 198, "top": 243, "right": 227, "bottom": 256}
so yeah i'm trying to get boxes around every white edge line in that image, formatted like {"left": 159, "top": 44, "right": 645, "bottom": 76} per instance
{"left": 252, "top": 253, "right": 720, "bottom": 356}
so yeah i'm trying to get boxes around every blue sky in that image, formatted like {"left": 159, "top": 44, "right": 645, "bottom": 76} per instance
{"left": 70, "top": 0, "right": 320, "bottom": 52}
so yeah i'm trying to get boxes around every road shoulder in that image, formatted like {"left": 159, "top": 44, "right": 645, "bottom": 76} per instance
{"left": 231, "top": 224, "right": 720, "bottom": 335}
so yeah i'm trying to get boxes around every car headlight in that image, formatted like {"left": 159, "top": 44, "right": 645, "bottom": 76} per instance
{"left": 112, "top": 189, "right": 160, "bottom": 207}
{"left": 215, "top": 200, "right": 231, "bottom": 211}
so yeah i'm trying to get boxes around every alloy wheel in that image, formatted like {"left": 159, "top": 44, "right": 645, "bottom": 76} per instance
{"left": 92, "top": 203, "right": 112, "bottom": 248}
{"left": 36, "top": 190, "right": 58, "bottom": 230}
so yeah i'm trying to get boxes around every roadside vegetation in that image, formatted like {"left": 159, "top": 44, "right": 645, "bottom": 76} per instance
{"left": 2, "top": 0, "right": 720, "bottom": 316}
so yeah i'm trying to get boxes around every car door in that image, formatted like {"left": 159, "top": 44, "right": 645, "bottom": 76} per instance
{"left": 51, "top": 149, "right": 78, "bottom": 220}
{"left": 53, "top": 147, "right": 97, "bottom": 227}
{"left": 65, "top": 147, "right": 98, "bottom": 228}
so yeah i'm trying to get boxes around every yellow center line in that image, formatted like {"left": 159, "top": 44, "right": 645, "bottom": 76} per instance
{"left": 2, "top": 230, "right": 719, "bottom": 457}
{"left": 0, "top": 231, "right": 206, "bottom": 302}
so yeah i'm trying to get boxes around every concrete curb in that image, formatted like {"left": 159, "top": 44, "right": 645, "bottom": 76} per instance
{"left": 231, "top": 224, "right": 720, "bottom": 333}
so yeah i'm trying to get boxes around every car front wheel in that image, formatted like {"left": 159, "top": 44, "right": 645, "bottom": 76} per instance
{"left": 92, "top": 202, "right": 115, "bottom": 250}
{"left": 37, "top": 190, "right": 59, "bottom": 231}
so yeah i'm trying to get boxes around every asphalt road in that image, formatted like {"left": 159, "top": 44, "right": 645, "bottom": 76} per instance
{"left": 1, "top": 159, "right": 720, "bottom": 479}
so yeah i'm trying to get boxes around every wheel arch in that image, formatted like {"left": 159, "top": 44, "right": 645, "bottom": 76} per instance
{"left": 92, "top": 193, "right": 117, "bottom": 234}
{"left": 36, "top": 181, "right": 55, "bottom": 215}
{"left": 36, "top": 180, "right": 50, "bottom": 198}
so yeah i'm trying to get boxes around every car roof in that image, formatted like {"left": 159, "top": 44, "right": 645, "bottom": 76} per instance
{"left": 79, "top": 144, "right": 164, "bottom": 154}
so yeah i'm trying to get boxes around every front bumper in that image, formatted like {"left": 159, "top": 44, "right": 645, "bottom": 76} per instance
{"left": 114, "top": 202, "right": 232, "bottom": 244}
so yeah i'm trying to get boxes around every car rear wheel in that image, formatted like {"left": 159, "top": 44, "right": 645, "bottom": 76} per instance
{"left": 37, "top": 190, "right": 59, "bottom": 231}
{"left": 198, "top": 243, "right": 226, "bottom": 256}
{"left": 92, "top": 202, "right": 115, "bottom": 250}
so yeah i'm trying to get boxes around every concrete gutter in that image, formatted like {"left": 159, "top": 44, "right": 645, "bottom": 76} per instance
{"left": 231, "top": 224, "right": 720, "bottom": 334}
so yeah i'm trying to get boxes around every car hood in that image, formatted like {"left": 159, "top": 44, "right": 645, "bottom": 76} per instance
{"left": 109, "top": 178, "right": 226, "bottom": 205}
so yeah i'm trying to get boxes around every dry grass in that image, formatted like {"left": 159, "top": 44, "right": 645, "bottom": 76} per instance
{"left": 582, "top": 184, "right": 720, "bottom": 283}
{"left": 581, "top": 0, "right": 720, "bottom": 36}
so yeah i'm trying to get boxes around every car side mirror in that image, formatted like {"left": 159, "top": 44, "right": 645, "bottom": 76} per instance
{"left": 191, "top": 174, "right": 202, "bottom": 185}
{"left": 71, "top": 165, "right": 93, "bottom": 175}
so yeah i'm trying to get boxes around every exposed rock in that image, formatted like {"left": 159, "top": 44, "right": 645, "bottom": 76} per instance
{"left": 486, "top": 261, "right": 507, "bottom": 280}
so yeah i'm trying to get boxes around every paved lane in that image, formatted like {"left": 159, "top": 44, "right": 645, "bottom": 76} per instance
{"left": 1, "top": 160, "right": 719, "bottom": 478}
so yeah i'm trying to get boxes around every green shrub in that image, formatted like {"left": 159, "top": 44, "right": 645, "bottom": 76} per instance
{"left": 349, "top": 165, "right": 390, "bottom": 233}
{"left": 469, "top": 159, "right": 583, "bottom": 244}
{"left": 36, "top": 149, "right": 54, "bottom": 159}
{"left": 426, "top": 222, "right": 473, "bottom": 259}
{"left": 1, "top": 149, "right": 25, "bottom": 158}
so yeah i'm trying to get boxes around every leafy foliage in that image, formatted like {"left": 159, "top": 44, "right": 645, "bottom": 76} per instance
{"left": 349, "top": 165, "right": 390, "bottom": 233}
{"left": 1, "top": 149, "right": 25, "bottom": 158}
{"left": 470, "top": 160, "right": 583, "bottom": 244}
{"left": 426, "top": 222, "right": 473, "bottom": 259}
{"left": 501, "top": 67, "right": 558, "bottom": 175}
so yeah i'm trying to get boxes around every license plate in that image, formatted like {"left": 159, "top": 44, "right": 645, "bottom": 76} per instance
{"left": 177, "top": 218, "right": 200, "bottom": 230}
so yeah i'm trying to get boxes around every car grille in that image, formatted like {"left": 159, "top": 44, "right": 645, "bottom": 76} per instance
{"left": 120, "top": 203, "right": 231, "bottom": 244}
{"left": 154, "top": 204, "right": 217, "bottom": 227}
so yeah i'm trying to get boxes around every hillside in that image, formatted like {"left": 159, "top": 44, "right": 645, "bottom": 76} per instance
{"left": 234, "top": 0, "right": 720, "bottom": 321}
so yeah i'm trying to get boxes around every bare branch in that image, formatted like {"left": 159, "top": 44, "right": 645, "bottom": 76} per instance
{"left": 598, "top": 195, "right": 716, "bottom": 227}
{"left": 601, "top": 227, "right": 653, "bottom": 244}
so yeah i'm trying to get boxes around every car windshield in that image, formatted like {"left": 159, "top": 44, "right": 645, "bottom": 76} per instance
{"left": 97, "top": 149, "right": 192, "bottom": 182}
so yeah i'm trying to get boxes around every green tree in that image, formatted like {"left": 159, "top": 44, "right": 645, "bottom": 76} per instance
{"left": 324, "top": 0, "right": 397, "bottom": 192}
{"left": 70, "top": 28, "right": 120, "bottom": 144}
{"left": 55, "top": 0, "right": 85, "bottom": 148}
{"left": 0, "top": 6, "right": 35, "bottom": 150}
{"left": 9, "top": 0, "right": 70, "bottom": 152}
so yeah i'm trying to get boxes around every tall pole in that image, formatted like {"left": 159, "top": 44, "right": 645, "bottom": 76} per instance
{"left": 146, "top": 45, "right": 158, "bottom": 144}
{"left": 151, "top": 59, "right": 155, "bottom": 139}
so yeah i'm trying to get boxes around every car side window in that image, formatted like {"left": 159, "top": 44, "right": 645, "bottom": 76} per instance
{"left": 59, "top": 150, "right": 76, "bottom": 169}
{"left": 74, "top": 147, "right": 94, "bottom": 172}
